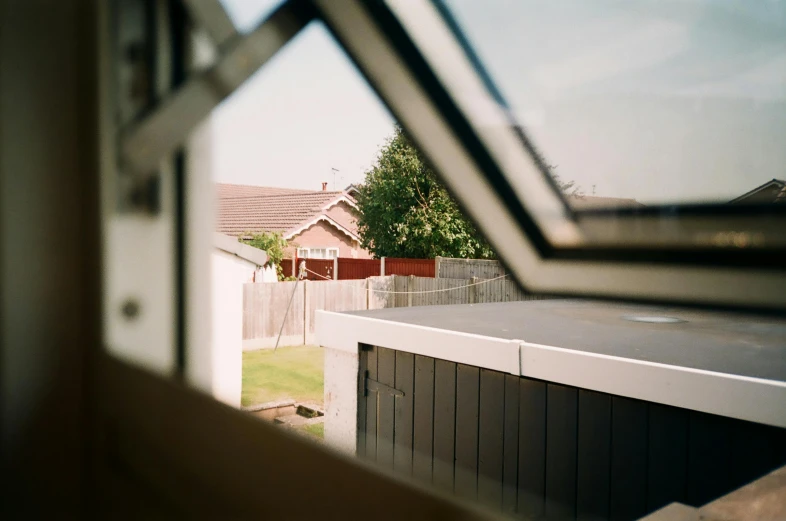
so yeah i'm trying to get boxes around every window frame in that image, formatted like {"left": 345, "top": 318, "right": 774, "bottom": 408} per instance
{"left": 92, "top": 0, "right": 786, "bottom": 517}
{"left": 298, "top": 247, "right": 340, "bottom": 259}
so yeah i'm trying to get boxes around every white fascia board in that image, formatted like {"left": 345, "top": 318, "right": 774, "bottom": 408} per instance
{"left": 315, "top": 311, "right": 521, "bottom": 376}
{"left": 315, "top": 308, "right": 786, "bottom": 428}
{"left": 322, "top": 195, "right": 358, "bottom": 211}
{"left": 285, "top": 214, "right": 359, "bottom": 242}
{"left": 521, "top": 341, "right": 786, "bottom": 429}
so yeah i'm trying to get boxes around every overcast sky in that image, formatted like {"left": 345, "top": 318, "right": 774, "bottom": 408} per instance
{"left": 213, "top": 0, "right": 786, "bottom": 203}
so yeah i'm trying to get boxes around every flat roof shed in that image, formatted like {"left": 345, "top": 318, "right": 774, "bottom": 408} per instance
{"left": 317, "top": 300, "right": 786, "bottom": 519}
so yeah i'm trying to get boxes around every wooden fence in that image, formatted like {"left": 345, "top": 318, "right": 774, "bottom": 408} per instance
{"left": 280, "top": 258, "right": 335, "bottom": 280}
{"left": 386, "top": 258, "right": 435, "bottom": 277}
{"left": 435, "top": 257, "right": 505, "bottom": 280}
{"left": 337, "top": 258, "right": 380, "bottom": 280}
{"left": 281, "top": 257, "right": 436, "bottom": 280}
{"left": 243, "top": 274, "right": 539, "bottom": 349}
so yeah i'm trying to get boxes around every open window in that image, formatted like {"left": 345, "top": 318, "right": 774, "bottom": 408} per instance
{"left": 97, "top": 0, "right": 786, "bottom": 519}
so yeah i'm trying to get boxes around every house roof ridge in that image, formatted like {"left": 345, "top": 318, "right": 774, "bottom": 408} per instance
{"left": 216, "top": 182, "right": 313, "bottom": 190}
{"left": 220, "top": 190, "right": 348, "bottom": 200}
{"left": 283, "top": 211, "right": 360, "bottom": 242}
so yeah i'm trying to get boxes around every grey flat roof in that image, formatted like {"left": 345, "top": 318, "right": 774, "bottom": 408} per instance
{"left": 349, "top": 300, "right": 786, "bottom": 382}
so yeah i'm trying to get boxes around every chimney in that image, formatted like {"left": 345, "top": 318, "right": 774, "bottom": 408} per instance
{"left": 321, "top": 182, "right": 328, "bottom": 191}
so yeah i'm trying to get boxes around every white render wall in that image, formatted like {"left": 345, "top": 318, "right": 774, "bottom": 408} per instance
{"left": 210, "top": 249, "right": 258, "bottom": 407}
{"left": 323, "top": 347, "right": 359, "bottom": 456}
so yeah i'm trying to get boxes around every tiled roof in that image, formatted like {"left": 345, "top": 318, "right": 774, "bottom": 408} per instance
{"left": 216, "top": 189, "right": 357, "bottom": 237}
{"left": 216, "top": 183, "right": 313, "bottom": 199}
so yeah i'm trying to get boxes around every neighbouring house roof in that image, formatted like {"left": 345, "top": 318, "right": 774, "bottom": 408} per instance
{"left": 216, "top": 186, "right": 360, "bottom": 241}
{"left": 568, "top": 195, "right": 645, "bottom": 209}
{"left": 730, "top": 179, "right": 786, "bottom": 204}
{"left": 217, "top": 183, "right": 313, "bottom": 200}
{"left": 345, "top": 183, "right": 361, "bottom": 197}
{"left": 214, "top": 232, "right": 268, "bottom": 266}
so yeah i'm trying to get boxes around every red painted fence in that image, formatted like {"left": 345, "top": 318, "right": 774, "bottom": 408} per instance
{"left": 337, "top": 258, "right": 381, "bottom": 280}
{"left": 385, "top": 258, "right": 435, "bottom": 277}
{"left": 281, "top": 258, "right": 335, "bottom": 280}
{"left": 280, "top": 257, "right": 436, "bottom": 280}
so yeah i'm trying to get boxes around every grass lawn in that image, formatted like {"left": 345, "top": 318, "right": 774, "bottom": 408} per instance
{"left": 242, "top": 345, "right": 324, "bottom": 407}
{"left": 302, "top": 423, "right": 325, "bottom": 439}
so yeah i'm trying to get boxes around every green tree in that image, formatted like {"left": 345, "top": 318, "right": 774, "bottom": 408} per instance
{"left": 355, "top": 126, "right": 582, "bottom": 259}
{"left": 355, "top": 127, "right": 495, "bottom": 259}
{"left": 241, "top": 231, "right": 292, "bottom": 281}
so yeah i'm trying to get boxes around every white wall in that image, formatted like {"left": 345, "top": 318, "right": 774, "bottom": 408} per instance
{"left": 259, "top": 265, "right": 278, "bottom": 283}
{"left": 211, "top": 249, "right": 258, "bottom": 407}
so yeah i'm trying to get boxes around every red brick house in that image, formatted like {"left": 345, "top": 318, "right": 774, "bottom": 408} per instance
{"left": 216, "top": 183, "right": 372, "bottom": 259}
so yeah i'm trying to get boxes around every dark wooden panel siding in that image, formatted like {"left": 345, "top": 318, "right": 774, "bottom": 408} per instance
{"left": 376, "top": 348, "right": 397, "bottom": 470}
{"left": 356, "top": 345, "right": 370, "bottom": 459}
{"left": 412, "top": 355, "right": 435, "bottom": 484}
{"left": 647, "top": 404, "right": 688, "bottom": 512}
{"left": 609, "top": 397, "right": 649, "bottom": 521}
{"left": 363, "top": 346, "right": 378, "bottom": 462}
{"left": 687, "top": 411, "right": 731, "bottom": 506}
{"left": 358, "top": 347, "right": 786, "bottom": 520}
{"left": 393, "top": 351, "right": 415, "bottom": 475}
{"left": 576, "top": 390, "right": 611, "bottom": 521}
{"left": 501, "top": 375, "right": 520, "bottom": 516}
{"left": 432, "top": 359, "right": 457, "bottom": 494}
{"left": 455, "top": 364, "right": 480, "bottom": 500}
{"left": 477, "top": 369, "right": 505, "bottom": 510}
{"left": 545, "top": 384, "right": 578, "bottom": 521}
{"left": 518, "top": 379, "right": 547, "bottom": 519}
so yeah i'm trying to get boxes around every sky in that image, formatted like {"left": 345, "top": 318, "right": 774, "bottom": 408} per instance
{"left": 212, "top": 0, "right": 786, "bottom": 204}
{"left": 213, "top": 0, "right": 395, "bottom": 191}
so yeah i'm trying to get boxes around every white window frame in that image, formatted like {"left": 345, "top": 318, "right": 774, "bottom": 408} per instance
{"left": 297, "top": 247, "right": 339, "bottom": 259}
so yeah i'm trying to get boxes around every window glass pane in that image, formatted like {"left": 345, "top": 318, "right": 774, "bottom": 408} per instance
{"left": 442, "top": 0, "right": 786, "bottom": 207}
{"left": 218, "top": 0, "right": 285, "bottom": 34}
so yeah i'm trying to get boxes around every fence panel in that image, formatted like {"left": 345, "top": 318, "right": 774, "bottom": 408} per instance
{"left": 305, "top": 280, "right": 368, "bottom": 344}
{"left": 437, "top": 257, "right": 505, "bottom": 280}
{"left": 386, "top": 258, "right": 436, "bottom": 277}
{"left": 369, "top": 276, "right": 396, "bottom": 310}
{"left": 243, "top": 281, "right": 305, "bottom": 349}
{"left": 303, "top": 259, "right": 334, "bottom": 280}
{"left": 338, "top": 258, "right": 381, "bottom": 280}
{"left": 243, "top": 275, "right": 541, "bottom": 349}
{"left": 394, "top": 276, "right": 410, "bottom": 308}
{"left": 409, "top": 277, "right": 470, "bottom": 307}
{"left": 281, "top": 259, "right": 294, "bottom": 278}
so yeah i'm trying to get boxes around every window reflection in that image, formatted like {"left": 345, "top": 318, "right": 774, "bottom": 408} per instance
{"left": 444, "top": 0, "right": 786, "bottom": 206}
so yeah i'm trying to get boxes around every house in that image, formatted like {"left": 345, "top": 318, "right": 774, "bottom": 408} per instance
{"left": 216, "top": 183, "right": 372, "bottom": 259}
{"left": 731, "top": 178, "right": 786, "bottom": 204}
